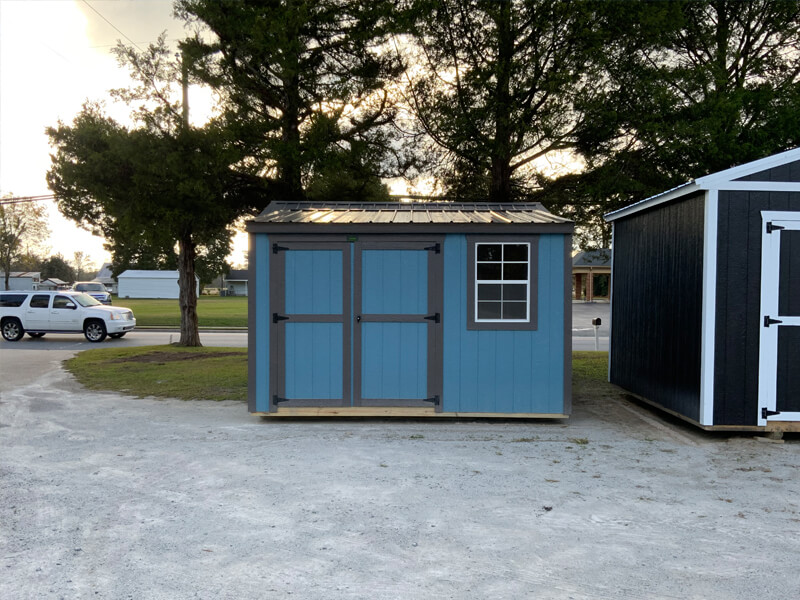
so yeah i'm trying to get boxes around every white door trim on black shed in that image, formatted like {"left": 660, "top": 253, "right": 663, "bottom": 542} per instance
{"left": 758, "top": 211, "right": 800, "bottom": 426}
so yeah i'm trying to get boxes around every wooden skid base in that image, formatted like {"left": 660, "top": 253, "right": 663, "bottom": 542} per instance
{"left": 765, "top": 421, "right": 800, "bottom": 433}
{"left": 623, "top": 392, "right": 800, "bottom": 432}
{"left": 253, "top": 407, "right": 568, "bottom": 419}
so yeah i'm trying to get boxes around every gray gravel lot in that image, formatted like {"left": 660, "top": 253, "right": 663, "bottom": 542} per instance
{"left": 1, "top": 351, "right": 798, "bottom": 599}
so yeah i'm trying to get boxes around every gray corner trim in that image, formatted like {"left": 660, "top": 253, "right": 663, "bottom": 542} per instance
{"left": 563, "top": 234, "right": 573, "bottom": 415}
{"left": 466, "top": 234, "right": 539, "bottom": 331}
{"left": 246, "top": 223, "right": 574, "bottom": 235}
{"left": 247, "top": 233, "right": 258, "bottom": 413}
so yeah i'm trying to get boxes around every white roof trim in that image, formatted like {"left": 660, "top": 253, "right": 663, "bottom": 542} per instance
{"left": 605, "top": 147, "right": 800, "bottom": 222}
{"left": 605, "top": 182, "right": 701, "bottom": 222}
{"left": 695, "top": 146, "right": 800, "bottom": 186}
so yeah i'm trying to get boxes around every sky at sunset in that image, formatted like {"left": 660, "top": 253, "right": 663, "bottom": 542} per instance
{"left": 0, "top": 0, "right": 247, "bottom": 270}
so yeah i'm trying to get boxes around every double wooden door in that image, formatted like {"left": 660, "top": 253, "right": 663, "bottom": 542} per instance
{"left": 269, "top": 238, "right": 442, "bottom": 411}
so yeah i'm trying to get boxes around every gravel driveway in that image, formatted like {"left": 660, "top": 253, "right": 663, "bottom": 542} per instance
{"left": 1, "top": 354, "right": 798, "bottom": 599}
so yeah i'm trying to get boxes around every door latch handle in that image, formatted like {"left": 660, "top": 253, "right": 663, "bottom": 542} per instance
{"left": 356, "top": 315, "right": 361, "bottom": 322}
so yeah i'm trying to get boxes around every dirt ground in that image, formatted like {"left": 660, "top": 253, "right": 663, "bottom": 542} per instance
{"left": 1, "top": 357, "right": 798, "bottom": 600}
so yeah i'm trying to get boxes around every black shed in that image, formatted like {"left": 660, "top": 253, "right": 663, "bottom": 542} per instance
{"left": 605, "top": 148, "right": 800, "bottom": 432}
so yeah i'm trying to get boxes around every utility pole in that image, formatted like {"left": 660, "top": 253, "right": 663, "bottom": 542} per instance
{"left": 181, "top": 50, "right": 190, "bottom": 129}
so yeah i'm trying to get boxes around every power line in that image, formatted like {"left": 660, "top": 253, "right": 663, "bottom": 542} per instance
{"left": 0, "top": 195, "right": 56, "bottom": 206}
{"left": 81, "top": 0, "right": 143, "bottom": 52}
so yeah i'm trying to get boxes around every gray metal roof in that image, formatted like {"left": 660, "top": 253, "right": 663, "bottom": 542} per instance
{"left": 252, "top": 201, "right": 571, "bottom": 226}
{"left": 572, "top": 249, "right": 611, "bottom": 267}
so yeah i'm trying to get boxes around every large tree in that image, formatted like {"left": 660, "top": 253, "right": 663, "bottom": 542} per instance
{"left": 545, "top": 0, "right": 800, "bottom": 246}
{"left": 0, "top": 198, "right": 49, "bottom": 289}
{"left": 175, "top": 0, "right": 410, "bottom": 201}
{"left": 40, "top": 253, "right": 77, "bottom": 283}
{"left": 400, "top": 0, "right": 611, "bottom": 202}
{"left": 47, "top": 38, "right": 266, "bottom": 345}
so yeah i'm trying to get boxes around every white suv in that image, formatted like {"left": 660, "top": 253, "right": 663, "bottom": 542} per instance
{"left": 0, "top": 291, "right": 136, "bottom": 342}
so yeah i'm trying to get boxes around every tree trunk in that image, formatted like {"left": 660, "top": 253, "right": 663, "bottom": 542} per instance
{"left": 490, "top": 0, "right": 514, "bottom": 203}
{"left": 177, "top": 232, "right": 202, "bottom": 347}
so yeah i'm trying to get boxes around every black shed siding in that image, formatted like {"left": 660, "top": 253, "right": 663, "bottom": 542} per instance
{"left": 610, "top": 193, "right": 705, "bottom": 420}
{"left": 714, "top": 190, "right": 800, "bottom": 426}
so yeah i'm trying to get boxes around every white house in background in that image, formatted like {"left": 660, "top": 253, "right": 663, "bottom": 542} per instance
{"left": 117, "top": 270, "right": 199, "bottom": 299}
{"left": 93, "top": 263, "right": 118, "bottom": 294}
{"left": 0, "top": 272, "right": 41, "bottom": 291}
{"left": 223, "top": 269, "right": 248, "bottom": 296}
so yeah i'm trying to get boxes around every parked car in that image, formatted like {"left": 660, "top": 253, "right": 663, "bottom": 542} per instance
{"left": 0, "top": 291, "right": 136, "bottom": 342}
{"left": 72, "top": 281, "right": 112, "bottom": 305}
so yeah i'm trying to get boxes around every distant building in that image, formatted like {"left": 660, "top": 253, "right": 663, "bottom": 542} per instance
{"left": 117, "top": 270, "right": 199, "bottom": 299}
{"left": 223, "top": 269, "right": 248, "bottom": 296}
{"left": 93, "top": 262, "right": 118, "bottom": 294}
{"left": 572, "top": 249, "right": 611, "bottom": 302}
{"left": 0, "top": 272, "right": 40, "bottom": 291}
{"left": 38, "top": 278, "right": 69, "bottom": 291}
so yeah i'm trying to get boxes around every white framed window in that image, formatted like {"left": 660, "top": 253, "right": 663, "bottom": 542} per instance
{"left": 475, "top": 242, "right": 530, "bottom": 322}
{"left": 467, "top": 236, "right": 538, "bottom": 331}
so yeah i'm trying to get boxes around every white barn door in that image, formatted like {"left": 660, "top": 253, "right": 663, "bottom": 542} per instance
{"left": 758, "top": 211, "right": 800, "bottom": 425}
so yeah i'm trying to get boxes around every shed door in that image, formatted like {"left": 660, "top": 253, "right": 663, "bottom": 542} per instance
{"left": 270, "top": 242, "right": 351, "bottom": 408}
{"left": 354, "top": 240, "right": 443, "bottom": 409}
{"left": 758, "top": 212, "right": 800, "bottom": 425}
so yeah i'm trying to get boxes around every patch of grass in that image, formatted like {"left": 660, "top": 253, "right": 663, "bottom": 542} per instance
{"left": 572, "top": 351, "right": 619, "bottom": 400}
{"left": 64, "top": 348, "right": 618, "bottom": 405}
{"left": 64, "top": 345, "right": 247, "bottom": 401}
{"left": 569, "top": 437, "right": 589, "bottom": 445}
{"left": 572, "top": 351, "right": 609, "bottom": 382}
{"left": 111, "top": 296, "right": 248, "bottom": 327}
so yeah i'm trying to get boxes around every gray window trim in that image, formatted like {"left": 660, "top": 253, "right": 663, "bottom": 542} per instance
{"left": 467, "top": 235, "right": 539, "bottom": 331}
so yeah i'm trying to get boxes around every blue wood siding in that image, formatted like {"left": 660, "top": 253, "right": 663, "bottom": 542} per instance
{"left": 254, "top": 234, "right": 269, "bottom": 412}
{"left": 361, "top": 249, "right": 427, "bottom": 314}
{"left": 285, "top": 250, "right": 342, "bottom": 314}
{"left": 285, "top": 323, "right": 343, "bottom": 399}
{"left": 442, "top": 233, "right": 565, "bottom": 414}
{"left": 361, "top": 322, "right": 427, "bottom": 399}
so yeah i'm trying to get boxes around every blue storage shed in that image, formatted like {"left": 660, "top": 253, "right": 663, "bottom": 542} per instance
{"left": 246, "top": 201, "right": 573, "bottom": 418}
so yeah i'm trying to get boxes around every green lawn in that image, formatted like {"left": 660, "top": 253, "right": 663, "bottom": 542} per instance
{"left": 112, "top": 295, "right": 247, "bottom": 327}
{"left": 65, "top": 347, "right": 610, "bottom": 404}
{"left": 65, "top": 345, "right": 248, "bottom": 401}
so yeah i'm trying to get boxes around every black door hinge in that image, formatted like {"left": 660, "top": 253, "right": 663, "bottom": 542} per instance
{"left": 273, "top": 395, "right": 290, "bottom": 405}
{"left": 273, "top": 313, "right": 290, "bottom": 323}
{"left": 423, "top": 395, "right": 440, "bottom": 405}
{"left": 424, "top": 243, "right": 441, "bottom": 253}
{"left": 764, "top": 316, "right": 783, "bottom": 327}
{"left": 766, "top": 222, "right": 785, "bottom": 234}
{"left": 762, "top": 408, "right": 781, "bottom": 419}
{"left": 272, "top": 243, "right": 289, "bottom": 253}
{"left": 424, "top": 313, "right": 441, "bottom": 323}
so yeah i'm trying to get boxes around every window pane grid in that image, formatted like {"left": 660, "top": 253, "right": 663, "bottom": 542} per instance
{"left": 475, "top": 242, "right": 530, "bottom": 322}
